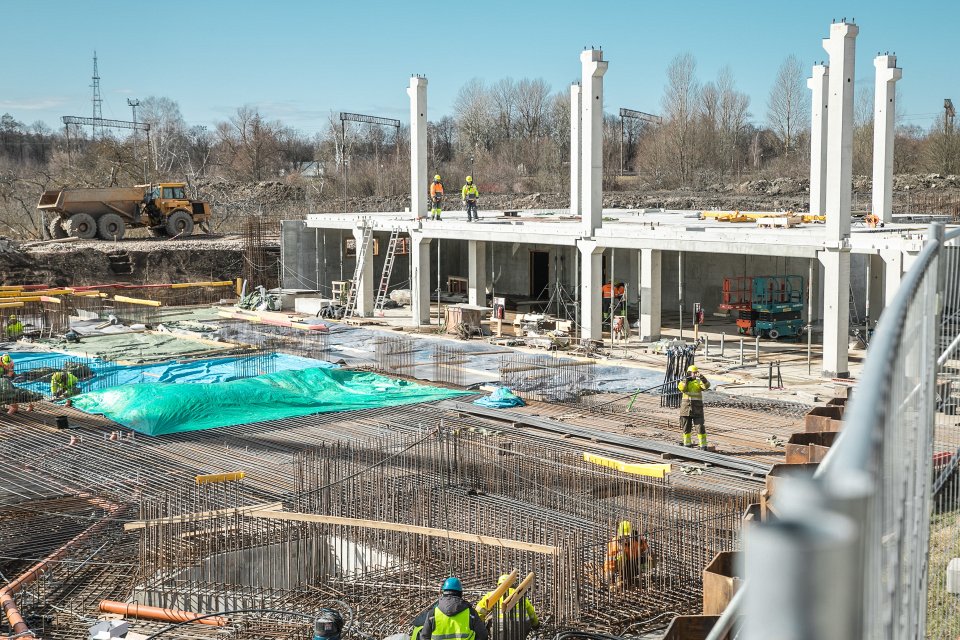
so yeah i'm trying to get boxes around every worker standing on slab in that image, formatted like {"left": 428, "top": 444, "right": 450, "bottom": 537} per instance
{"left": 5, "top": 314, "right": 24, "bottom": 340}
{"left": 420, "top": 577, "right": 488, "bottom": 640}
{"left": 430, "top": 175, "right": 445, "bottom": 221}
{"left": 50, "top": 369, "right": 80, "bottom": 399}
{"left": 678, "top": 365, "right": 711, "bottom": 449}
{"left": 477, "top": 574, "right": 540, "bottom": 640}
{"left": 312, "top": 608, "right": 344, "bottom": 640}
{"left": 462, "top": 176, "right": 479, "bottom": 222}
{"left": 1, "top": 353, "right": 13, "bottom": 378}
{"left": 604, "top": 520, "right": 652, "bottom": 590}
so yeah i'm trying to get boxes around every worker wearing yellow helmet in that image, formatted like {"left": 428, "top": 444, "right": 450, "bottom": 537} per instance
{"left": 476, "top": 573, "right": 539, "bottom": 636}
{"left": 605, "top": 520, "right": 652, "bottom": 590}
{"left": 1, "top": 353, "right": 13, "bottom": 378}
{"left": 429, "top": 175, "right": 444, "bottom": 221}
{"left": 461, "top": 175, "right": 480, "bottom": 222}
{"left": 5, "top": 315, "right": 24, "bottom": 340}
{"left": 678, "top": 364, "right": 711, "bottom": 449}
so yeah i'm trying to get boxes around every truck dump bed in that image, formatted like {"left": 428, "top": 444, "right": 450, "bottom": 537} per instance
{"left": 37, "top": 187, "right": 144, "bottom": 217}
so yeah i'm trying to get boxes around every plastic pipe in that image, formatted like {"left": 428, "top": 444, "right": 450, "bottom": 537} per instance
{"left": 99, "top": 601, "right": 227, "bottom": 627}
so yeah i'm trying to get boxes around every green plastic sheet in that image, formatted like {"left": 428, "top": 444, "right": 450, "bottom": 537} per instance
{"left": 70, "top": 367, "right": 469, "bottom": 436}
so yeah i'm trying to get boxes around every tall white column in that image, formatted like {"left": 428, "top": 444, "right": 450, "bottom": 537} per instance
{"left": 639, "top": 248, "right": 662, "bottom": 341}
{"left": 822, "top": 22, "right": 858, "bottom": 240}
{"left": 627, "top": 249, "right": 639, "bottom": 306}
{"left": 867, "top": 253, "right": 885, "bottom": 321}
{"left": 570, "top": 83, "right": 582, "bottom": 217}
{"left": 578, "top": 239, "right": 602, "bottom": 341}
{"left": 881, "top": 248, "right": 902, "bottom": 310}
{"left": 808, "top": 64, "right": 829, "bottom": 216}
{"left": 407, "top": 76, "right": 428, "bottom": 220}
{"left": 352, "top": 228, "right": 375, "bottom": 317}
{"left": 580, "top": 50, "right": 608, "bottom": 237}
{"left": 467, "top": 240, "right": 487, "bottom": 306}
{"left": 820, "top": 248, "right": 851, "bottom": 378}
{"left": 872, "top": 55, "right": 902, "bottom": 224}
{"left": 410, "top": 233, "right": 432, "bottom": 325}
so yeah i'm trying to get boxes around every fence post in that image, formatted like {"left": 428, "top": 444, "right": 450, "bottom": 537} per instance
{"left": 720, "top": 332, "right": 725, "bottom": 358}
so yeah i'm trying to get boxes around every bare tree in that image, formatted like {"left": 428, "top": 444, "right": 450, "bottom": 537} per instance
{"left": 766, "top": 55, "right": 808, "bottom": 155}
{"left": 453, "top": 80, "right": 494, "bottom": 151}
{"left": 139, "top": 96, "right": 187, "bottom": 176}
{"left": 515, "top": 78, "right": 551, "bottom": 139}
{"left": 661, "top": 53, "right": 701, "bottom": 185}
{"left": 717, "top": 67, "right": 751, "bottom": 178}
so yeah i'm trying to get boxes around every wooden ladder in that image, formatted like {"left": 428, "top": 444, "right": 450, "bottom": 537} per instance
{"left": 373, "top": 229, "right": 401, "bottom": 316}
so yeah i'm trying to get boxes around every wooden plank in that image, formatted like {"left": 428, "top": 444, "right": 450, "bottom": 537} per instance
{"left": 248, "top": 510, "right": 560, "bottom": 555}
{"left": 583, "top": 452, "right": 672, "bottom": 478}
{"left": 478, "top": 569, "right": 519, "bottom": 619}
{"left": 124, "top": 501, "right": 282, "bottom": 531}
{"left": 114, "top": 295, "right": 163, "bottom": 307}
{"left": 195, "top": 471, "right": 245, "bottom": 485}
{"left": 170, "top": 281, "right": 234, "bottom": 289}
{"left": 501, "top": 572, "right": 535, "bottom": 613}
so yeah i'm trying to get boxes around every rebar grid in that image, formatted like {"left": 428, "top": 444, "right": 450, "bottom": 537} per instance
{"left": 373, "top": 335, "right": 415, "bottom": 374}
{"left": 218, "top": 319, "right": 329, "bottom": 361}
{"left": 111, "top": 300, "right": 161, "bottom": 327}
{"left": 432, "top": 343, "right": 465, "bottom": 387}
{"left": 499, "top": 354, "right": 596, "bottom": 403}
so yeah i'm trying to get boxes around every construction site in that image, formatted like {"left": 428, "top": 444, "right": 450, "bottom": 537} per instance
{"left": 1, "top": 16, "right": 959, "bottom": 640}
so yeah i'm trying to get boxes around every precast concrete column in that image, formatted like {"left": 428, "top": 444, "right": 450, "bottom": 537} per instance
{"left": 627, "top": 249, "right": 639, "bottom": 306}
{"left": 410, "top": 233, "right": 432, "bottom": 325}
{"left": 822, "top": 22, "right": 858, "bottom": 241}
{"left": 639, "top": 248, "right": 662, "bottom": 341}
{"left": 352, "top": 227, "right": 375, "bottom": 317}
{"left": 578, "top": 239, "right": 603, "bottom": 341}
{"left": 881, "top": 248, "right": 903, "bottom": 308}
{"left": 808, "top": 64, "right": 829, "bottom": 216}
{"left": 820, "top": 248, "right": 851, "bottom": 378}
{"left": 580, "top": 50, "right": 608, "bottom": 237}
{"left": 570, "top": 83, "right": 582, "bottom": 217}
{"left": 867, "top": 253, "right": 885, "bottom": 323}
{"left": 467, "top": 240, "right": 487, "bottom": 307}
{"left": 407, "top": 76, "right": 428, "bottom": 220}
{"left": 872, "top": 55, "right": 902, "bottom": 224}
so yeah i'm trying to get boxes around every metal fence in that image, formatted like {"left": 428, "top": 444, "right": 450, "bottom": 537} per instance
{"left": 706, "top": 223, "right": 960, "bottom": 640}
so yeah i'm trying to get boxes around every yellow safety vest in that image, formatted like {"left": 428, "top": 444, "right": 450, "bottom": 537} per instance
{"left": 429, "top": 608, "right": 474, "bottom": 640}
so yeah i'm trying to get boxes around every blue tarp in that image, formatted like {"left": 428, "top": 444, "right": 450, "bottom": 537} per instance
{"left": 473, "top": 387, "right": 526, "bottom": 408}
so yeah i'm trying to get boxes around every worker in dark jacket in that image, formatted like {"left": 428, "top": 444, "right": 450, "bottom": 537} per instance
{"left": 420, "top": 577, "right": 488, "bottom": 640}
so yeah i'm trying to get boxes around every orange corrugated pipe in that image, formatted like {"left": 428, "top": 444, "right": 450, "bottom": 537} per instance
{"left": 0, "top": 497, "right": 124, "bottom": 639}
{"left": 98, "top": 601, "right": 227, "bottom": 627}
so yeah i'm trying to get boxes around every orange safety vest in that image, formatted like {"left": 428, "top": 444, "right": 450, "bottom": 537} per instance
{"left": 604, "top": 534, "right": 649, "bottom": 574}
{"left": 602, "top": 283, "right": 613, "bottom": 299}
{"left": 430, "top": 182, "right": 444, "bottom": 198}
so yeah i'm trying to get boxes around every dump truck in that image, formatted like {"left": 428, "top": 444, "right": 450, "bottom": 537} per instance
{"left": 37, "top": 183, "right": 211, "bottom": 240}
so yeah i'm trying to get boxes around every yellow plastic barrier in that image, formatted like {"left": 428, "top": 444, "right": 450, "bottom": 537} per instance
{"left": 583, "top": 452, "right": 672, "bottom": 478}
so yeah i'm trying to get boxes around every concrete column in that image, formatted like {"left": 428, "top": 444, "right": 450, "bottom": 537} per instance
{"left": 820, "top": 248, "right": 851, "bottom": 378}
{"left": 578, "top": 239, "right": 603, "bottom": 341}
{"left": 867, "top": 253, "right": 885, "bottom": 323}
{"left": 639, "top": 248, "right": 662, "bottom": 341}
{"left": 580, "top": 50, "right": 608, "bottom": 237}
{"left": 570, "top": 83, "right": 582, "bottom": 217}
{"left": 807, "top": 64, "right": 829, "bottom": 216}
{"left": 407, "top": 76, "right": 428, "bottom": 220}
{"left": 467, "top": 240, "right": 487, "bottom": 306}
{"left": 410, "top": 234, "right": 432, "bottom": 325}
{"left": 872, "top": 55, "right": 902, "bottom": 224}
{"left": 627, "top": 249, "right": 639, "bottom": 305}
{"left": 822, "top": 22, "right": 858, "bottom": 241}
{"left": 881, "top": 249, "right": 903, "bottom": 309}
{"left": 352, "top": 228, "right": 374, "bottom": 317}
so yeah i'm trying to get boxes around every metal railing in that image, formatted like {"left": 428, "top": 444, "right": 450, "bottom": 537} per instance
{"left": 708, "top": 223, "right": 960, "bottom": 640}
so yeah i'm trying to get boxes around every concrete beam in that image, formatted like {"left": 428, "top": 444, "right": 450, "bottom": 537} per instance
{"left": 639, "top": 248, "right": 662, "bottom": 340}
{"left": 467, "top": 240, "right": 487, "bottom": 306}
{"left": 352, "top": 227, "right": 375, "bottom": 317}
{"left": 578, "top": 239, "right": 603, "bottom": 340}
{"left": 808, "top": 64, "right": 829, "bottom": 216}
{"left": 872, "top": 55, "right": 902, "bottom": 224}
{"left": 820, "top": 247, "right": 851, "bottom": 377}
{"left": 410, "top": 233, "right": 432, "bottom": 325}
{"left": 580, "top": 50, "right": 608, "bottom": 237}
{"left": 570, "top": 83, "right": 582, "bottom": 217}
{"left": 408, "top": 76, "right": 428, "bottom": 220}
{"left": 822, "top": 22, "right": 859, "bottom": 240}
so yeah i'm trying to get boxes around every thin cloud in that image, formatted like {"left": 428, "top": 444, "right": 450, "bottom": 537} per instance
{"left": 0, "top": 98, "right": 68, "bottom": 110}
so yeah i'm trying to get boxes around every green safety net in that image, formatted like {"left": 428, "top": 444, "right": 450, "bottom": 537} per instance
{"left": 70, "top": 367, "right": 469, "bottom": 436}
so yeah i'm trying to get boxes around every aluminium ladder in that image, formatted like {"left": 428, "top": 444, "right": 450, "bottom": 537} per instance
{"left": 373, "top": 228, "right": 402, "bottom": 316}
{"left": 343, "top": 226, "right": 374, "bottom": 319}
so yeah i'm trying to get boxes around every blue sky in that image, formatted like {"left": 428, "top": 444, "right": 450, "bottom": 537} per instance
{"left": 0, "top": 0, "right": 954, "bottom": 135}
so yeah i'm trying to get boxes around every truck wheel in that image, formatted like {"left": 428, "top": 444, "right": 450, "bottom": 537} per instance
{"left": 97, "top": 213, "right": 126, "bottom": 241}
{"left": 65, "top": 213, "right": 97, "bottom": 240}
{"left": 768, "top": 329, "right": 780, "bottom": 340}
{"left": 48, "top": 218, "right": 68, "bottom": 239}
{"left": 165, "top": 210, "right": 194, "bottom": 237}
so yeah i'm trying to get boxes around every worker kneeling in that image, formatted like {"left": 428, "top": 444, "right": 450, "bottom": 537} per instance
{"left": 477, "top": 574, "right": 539, "bottom": 640}
{"left": 420, "top": 577, "right": 488, "bottom": 640}
{"left": 678, "top": 365, "right": 711, "bottom": 450}
{"left": 605, "top": 520, "right": 653, "bottom": 591}
{"left": 50, "top": 369, "right": 80, "bottom": 399}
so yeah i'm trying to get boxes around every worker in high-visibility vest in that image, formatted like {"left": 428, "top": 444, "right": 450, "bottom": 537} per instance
{"left": 604, "top": 520, "right": 652, "bottom": 590}
{"left": 477, "top": 574, "right": 539, "bottom": 639}
{"left": 419, "top": 577, "right": 487, "bottom": 640}
{"left": 1, "top": 353, "right": 13, "bottom": 378}
{"left": 461, "top": 176, "right": 479, "bottom": 222}
{"left": 5, "top": 315, "right": 24, "bottom": 340}
{"left": 429, "top": 175, "right": 445, "bottom": 221}
{"left": 678, "top": 365, "right": 711, "bottom": 449}
{"left": 50, "top": 369, "right": 80, "bottom": 398}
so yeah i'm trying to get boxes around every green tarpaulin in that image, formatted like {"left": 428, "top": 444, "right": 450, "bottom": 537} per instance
{"left": 70, "top": 367, "right": 469, "bottom": 436}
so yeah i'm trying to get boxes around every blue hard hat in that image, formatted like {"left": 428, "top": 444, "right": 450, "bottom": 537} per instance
{"left": 442, "top": 576, "right": 463, "bottom": 593}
